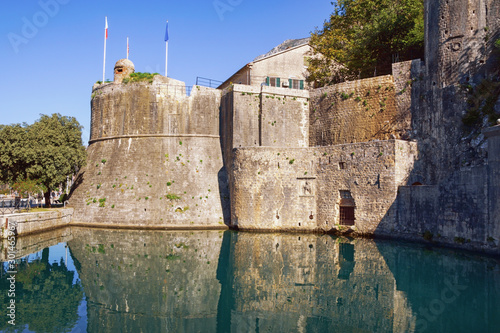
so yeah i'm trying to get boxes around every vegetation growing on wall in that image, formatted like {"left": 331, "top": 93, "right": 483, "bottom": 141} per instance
{"left": 462, "top": 39, "right": 500, "bottom": 128}
{"left": 122, "top": 72, "right": 160, "bottom": 84}
{"left": 307, "top": 0, "right": 424, "bottom": 87}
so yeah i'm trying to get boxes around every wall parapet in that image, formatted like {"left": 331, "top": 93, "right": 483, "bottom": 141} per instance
{"left": 1, "top": 208, "right": 73, "bottom": 238}
{"left": 90, "top": 77, "right": 221, "bottom": 141}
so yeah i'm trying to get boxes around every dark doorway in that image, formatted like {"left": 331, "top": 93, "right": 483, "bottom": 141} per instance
{"left": 339, "top": 190, "right": 355, "bottom": 226}
{"left": 340, "top": 206, "right": 355, "bottom": 226}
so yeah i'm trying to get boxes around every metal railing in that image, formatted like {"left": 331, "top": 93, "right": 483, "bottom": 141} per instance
{"left": 196, "top": 77, "right": 223, "bottom": 89}
{"left": 152, "top": 78, "right": 224, "bottom": 98}
{"left": 0, "top": 197, "right": 34, "bottom": 215}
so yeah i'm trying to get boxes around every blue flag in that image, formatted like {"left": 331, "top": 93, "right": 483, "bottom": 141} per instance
{"left": 164, "top": 21, "right": 169, "bottom": 42}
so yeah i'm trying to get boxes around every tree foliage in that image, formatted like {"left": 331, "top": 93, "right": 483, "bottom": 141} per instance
{"left": 0, "top": 114, "right": 86, "bottom": 206}
{"left": 0, "top": 124, "right": 30, "bottom": 184}
{"left": 12, "top": 178, "right": 46, "bottom": 198}
{"left": 308, "top": 0, "right": 424, "bottom": 86}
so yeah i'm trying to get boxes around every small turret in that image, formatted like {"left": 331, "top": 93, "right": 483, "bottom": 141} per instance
{"left": 114, "top": 59, "right": 135, "bottom": 84}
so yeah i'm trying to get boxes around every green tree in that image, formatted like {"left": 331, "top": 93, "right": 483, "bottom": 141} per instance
{"left": 0, "top": 114, "right": 86, "bottom": 207}
{"left": 308, "top": 0, "right": 424, "bottom": 86}
{"left": 12, "top": 178, "right": 46, "bottom": 199}
{"left": 0, "top": 124, "right": 30, "bottom": 183}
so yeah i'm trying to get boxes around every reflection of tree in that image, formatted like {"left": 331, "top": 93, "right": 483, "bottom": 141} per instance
{"left": 0, "top": 247, "right": 83, "bottom": 332}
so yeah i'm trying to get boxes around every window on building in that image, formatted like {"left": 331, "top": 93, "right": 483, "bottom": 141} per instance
{"left": 340, "top": 190, "right": 352, "bottom": 199}
{"left": 288, "top": 79, "right": 304, "bottom": 90}
{"left": 266, "top": 77, "right": 304, "bottom": 89}
{"left": 266, "top": 77, "right": 281, "bottom": 87}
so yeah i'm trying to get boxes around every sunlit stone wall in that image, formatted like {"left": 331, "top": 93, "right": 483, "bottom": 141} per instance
{"left": 69, "top": 76, "right": 230, "bottom": 225}
{"left": 230, "top": 140, "right": 417, "bottom": 233}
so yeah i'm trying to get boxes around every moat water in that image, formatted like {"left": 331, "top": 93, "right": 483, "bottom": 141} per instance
{"left": 1, "top": 228, "right": 499, "bottom": 332}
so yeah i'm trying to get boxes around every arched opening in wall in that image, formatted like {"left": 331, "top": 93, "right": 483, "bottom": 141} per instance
{"left": 412, "top": 182, "right": 423, "bottom": 186}
{"left": 339, "top": 190, "right": 355, "bottom": 226}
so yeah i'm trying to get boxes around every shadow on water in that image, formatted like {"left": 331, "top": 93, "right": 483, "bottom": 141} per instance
{"left": 375, "top": 239, "right": 500, "bottom": 332}
{"left": 2, "top": 227, "right": 499, "bottom": 332}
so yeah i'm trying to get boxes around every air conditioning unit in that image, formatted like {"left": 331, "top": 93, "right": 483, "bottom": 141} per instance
{"left": 282, "top": 80, "right": 289, "bottom": 87}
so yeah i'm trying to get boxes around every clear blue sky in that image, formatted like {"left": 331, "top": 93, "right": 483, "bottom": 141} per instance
{"left": 0, "top": 0, "right": 333, "bottom": 143}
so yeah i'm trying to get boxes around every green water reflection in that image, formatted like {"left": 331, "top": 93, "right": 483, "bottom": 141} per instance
{"left": 0, "top": 247, "right": 83, "bottom": 332}
{"left": 1, "top": 228, "right": 499, "bottom": 332}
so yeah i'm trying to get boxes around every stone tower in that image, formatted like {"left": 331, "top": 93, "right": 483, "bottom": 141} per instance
{"left": 424, "top": 0, "right": 498, "bottom": 87}
{"left": 69, "top": 67, "right": 229, "bottom": 226}
{"left": 113, "top": 59, "right": 135, "bottom": 84}
{"left": 407, "top": 0, "right": 500, "bottom": 184}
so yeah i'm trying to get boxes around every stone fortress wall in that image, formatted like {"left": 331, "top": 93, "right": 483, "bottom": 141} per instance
{"left": 225, "top": 0, "right": 500, "bottom": 253}
{"left": 69, "top": 0, "right": 500, "bottom": 253}
{"left": 375, "top": 0, "right": 500, "bottom": 250}
{"left": 230, "top": 141, "right": 417, "bottom": 234}
{"left": 310, "top": 61, "right": 413, "bottom": 146}
{"left": 220, "top": 84, "right": 309, "bottom": 167}
{"left": 70, "top": 71, "right": 230, "bottom": 226}
{"left": 224, "top": 60, "right": 418, "bottom": 234}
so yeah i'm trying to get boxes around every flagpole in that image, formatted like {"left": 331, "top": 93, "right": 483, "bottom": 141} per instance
{"left": 127, "top": 37, "right": 129, "bottom": 59}
{"left": 165, "top": 20, "right": 168, "bottom": 77}
{"left": 165, "top": 41, "right": 168, "bottom": 77}
{"left": 103, "top": 16, "right": 108, "bottom": 83}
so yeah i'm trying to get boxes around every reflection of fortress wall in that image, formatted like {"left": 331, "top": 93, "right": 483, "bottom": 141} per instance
{"left": 230, "top": 141, "right": 417, "bottom": 233}
{"left": 70, "top": 74, "right": 229, "bottom": 225}
{"left": 68, "top": 228, "right": 224, "bottom": 332}
{"left": 221, "top": 233, "right": 415, "bottom": 332}
{"left": 0, "top": 227, "right": 72, "bottom": 260}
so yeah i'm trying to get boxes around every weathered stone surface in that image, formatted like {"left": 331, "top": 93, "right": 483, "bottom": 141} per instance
{"left": 230, "top": 140, "right": 417, "bottom": 233}
{"left": 310, "top": 73, "right": 410, "bottom": 146}
{"left": 113, "top": 59, "right": 135, "bottom": 84}
{"left": 0, "top": 225, "right": 73, "bottom": 260}
{"left": 70, "top": 136, "right": 227, "bottom": 225}
{"left": 70, "top": 78, "right": 230, "bottom": 226}
{"left": 379, "top": 0, "right": 500, "bottom": 252}
{"left": 220, "top": 84, "right": 309, "bottom": 166}
{"left": 0, "top": 208, "right": 73, "bottom": 238}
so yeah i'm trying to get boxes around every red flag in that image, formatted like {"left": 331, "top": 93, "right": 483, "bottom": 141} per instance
{"left": 105, "top": 17, "right": 108, "bottom": 39}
